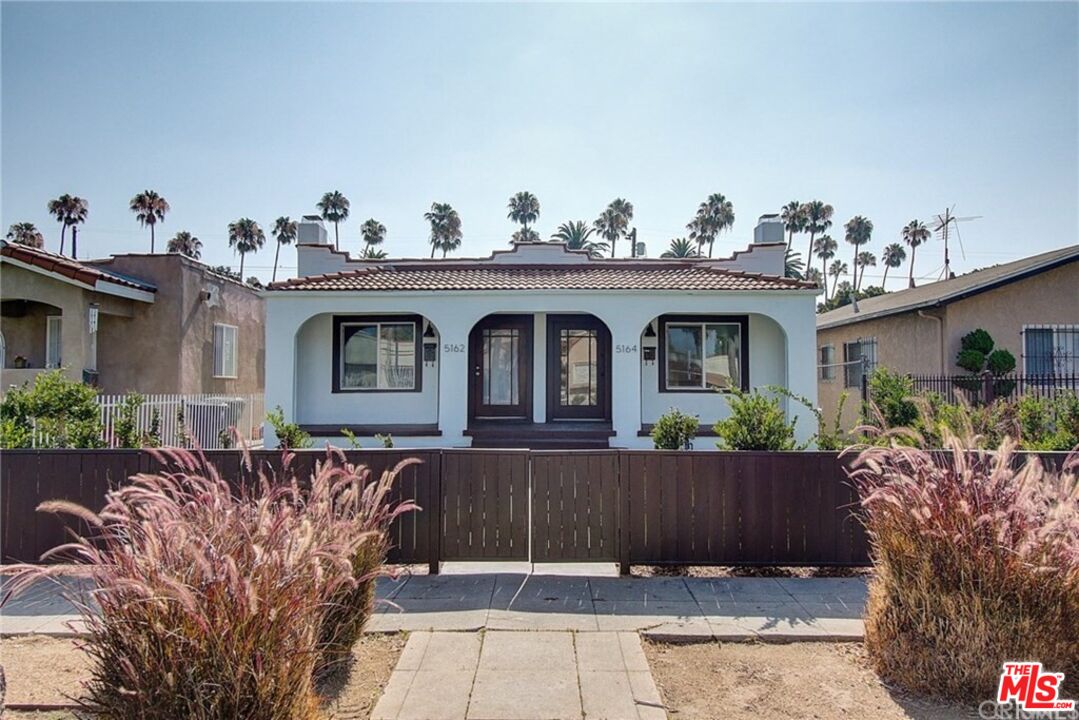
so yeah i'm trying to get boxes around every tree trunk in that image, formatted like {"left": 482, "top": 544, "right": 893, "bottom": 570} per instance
{"left": 334, "top": 223, "right": 339, "bottom": 250}
{"left": 610, "top": 237, "right": 617, "bottom": 258}
{"left": 430, "top": 243, "right": 437, "bottom": 258}
{"left": 71, "top": 226, "right": 78, "bottom": 259}
{"left": 708, "top": 236, "right": 715, "bottom": 258}
{"left": 806, "top": 231, "right": 816, "bottom": 274}
{"left": 882, "top": 264, "right": 890, "bottom": 288}
{"left": 151, "top": 224, "right": 156, "bottom": 254}
{"left": 786, "top": 229, "right": 793, "bottom": 253}
{"left": 239, "top": 252, "right": 245, "bottom": 278}
{"left": 59, "top": 225, "right": 67, "bottom": 255}
{"left": 272, "top": 241, "right": 281, "bottom": 282}
{"left": 908, "top": 246, "right": 917, "bottom": 288}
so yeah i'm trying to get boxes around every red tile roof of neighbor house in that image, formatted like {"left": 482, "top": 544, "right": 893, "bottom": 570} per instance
{"left": 269, "top": 263, "right": 816, "bottom": 292}
{"left": 0, "top": 240, "right": 157, "bottom": 293}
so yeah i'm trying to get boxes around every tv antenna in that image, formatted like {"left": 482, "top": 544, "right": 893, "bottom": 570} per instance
{"left": 921, "top": 206, "right": 981, "bottom": 280}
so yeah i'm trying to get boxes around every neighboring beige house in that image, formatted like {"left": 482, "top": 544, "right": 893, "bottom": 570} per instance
{"left": 1, "top": 242, "right": 265, "bottom": 397}
{"left": 816, "top": 244, "right": 1079, "bottom": 429}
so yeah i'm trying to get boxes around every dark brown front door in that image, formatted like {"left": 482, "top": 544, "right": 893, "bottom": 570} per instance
{"left": 546, "top": 315, "right": 611, "bottom": 421}
{"left": 469, "top": 314, "right": 534, "bottom": 420}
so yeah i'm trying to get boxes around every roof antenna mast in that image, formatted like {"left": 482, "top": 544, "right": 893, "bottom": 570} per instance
{"left": 927, "top": 206, "right": 981, "bottom": 280}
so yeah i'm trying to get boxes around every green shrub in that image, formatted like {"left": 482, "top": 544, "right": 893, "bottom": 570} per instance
{"left": 267, "top": 406, "right": 312, "bottom": 449}
{"left": 0, "top": 370, "right": 103, "bottom": 448}
{"left": 1016, "top": 393, "right": 1079, "bottom": 451}
{"left": 960, "top": 328, "right": 994, "bottom": 356}
{"left": 956, "top": 348, "right": 987, "bottom": 374}
{"left": 714, "top": 388, "right": 799, "bottom": 451}
{"left": 852, "top": 432, "right": 1079, "bottom": 701}
{"left": 651, "top": 408, "right": 700, "bottom": 450}
{"left": 985, "top": 348, "right": 1016, "bottom": 375}
{"left": 113, "top": 393, "right": 144, "bottom": 448}
{"left": 375, "top": 433, "right": 394, "bottom": 449}
{"left": 865, "top": 367, "right": 918, "bottom": 429}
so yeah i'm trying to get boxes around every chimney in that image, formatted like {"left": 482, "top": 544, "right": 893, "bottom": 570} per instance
{"left": 297, "top": 215, "right": 328, "bottom": 246}
{"left": 753, "top": 214, "right": 784, "bottom": 244}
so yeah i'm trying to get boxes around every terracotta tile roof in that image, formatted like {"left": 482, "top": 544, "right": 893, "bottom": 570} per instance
{"left": 0, "top": 240, "right": 157, "bottom": 293}
{"left": 268, "top": 263, "right": 816, "bottom": 293}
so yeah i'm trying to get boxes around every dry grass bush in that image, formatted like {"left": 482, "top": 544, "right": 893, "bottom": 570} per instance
{"left": 1, "top": 446, "right": 417, "bottom": 719}
{"left": 849, "top": 427, "right": 1079, "bottom": 702}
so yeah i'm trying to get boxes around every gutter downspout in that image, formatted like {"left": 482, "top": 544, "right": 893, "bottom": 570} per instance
{"left": 918, "top": 310, "right": 945, "bottom": 374}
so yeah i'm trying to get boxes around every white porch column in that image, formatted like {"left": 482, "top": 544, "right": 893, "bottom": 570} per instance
{"left": 606, "top": 316, "right": 645, "bottom": 448}
{"left": 262, "top": 300, "right": 299, "bottom": 448}
{"left": 783, "top": 302, "right": 819, "bottom": 447}
{"left": 429, "top": 314, "right": 472, "bottom": 446}
{"left": 532, "top": 312, "right": 547, "bottom": 423}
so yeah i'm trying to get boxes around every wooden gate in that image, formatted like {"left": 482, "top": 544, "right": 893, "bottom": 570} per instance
{"left": 531, "top": 451, "right": 619, "bottom": 562}
{"left": 439, "top": 449, "right": 529, "bottom": 561}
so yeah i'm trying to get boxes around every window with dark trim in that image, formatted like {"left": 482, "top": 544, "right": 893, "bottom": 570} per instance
{"left": 658, "top": 315, "right": 749, "bottom": 392}
{"left": 819, "top": 344, "right": 835, "bottom": 381}
{"left": 843, "top": 337, "right": 877, "bottom": 388}
{"left": 332, "top": 315, "right": 422, "bottom": 392}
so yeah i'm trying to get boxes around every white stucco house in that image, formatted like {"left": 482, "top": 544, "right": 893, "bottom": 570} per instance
{"left": 262, "top": 215, "right": 820, "bottom": 449}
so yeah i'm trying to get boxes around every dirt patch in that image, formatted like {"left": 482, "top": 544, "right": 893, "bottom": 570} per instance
{"left": 1, "top": 633, "right": 406, "bottom": 720}
{"left": 319, "top": 632, "right": 408, "bottom": 719}
{"left": 1, "top": 636, "right": 90, "bottom": 708}
{"left": 643, "top": 640, "right": 979, "bottom": 719}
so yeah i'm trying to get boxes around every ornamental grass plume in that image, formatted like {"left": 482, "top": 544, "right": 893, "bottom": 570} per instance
{"left": 1, "top": 445, "right": 418, "bottom": 719}
{"left": 848, "top": 428, "right": 1079, "bottom": 702}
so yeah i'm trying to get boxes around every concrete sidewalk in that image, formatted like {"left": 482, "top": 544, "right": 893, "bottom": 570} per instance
{"left": 2, "top": 573, "right": 867, "bottom": 641}
{"left": 372, "top": 630, "right": 667, "bottom": 720}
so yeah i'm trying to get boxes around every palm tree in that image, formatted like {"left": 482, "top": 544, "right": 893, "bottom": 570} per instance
{"left": 785, "top": 249, "right": 805, "bottom": 280}
{"left": 855, "top": 251, "right": 877, "bottom": 291}
{"left": 802, "top": 201, "right": 834, "bottom": 277}
{"left": 661, "top": 238, "right": 698, "bottom": 258}
{"left": 271, "top": 216, "right": 298, "bottom": 282}
{"left": 6, "top": 222, "right": 44, "bottom": 249}
{"left": 424, "top": 202, "right": 462, "bottom": 258}
{"left": 780, "top": 200, "right": 806, "bottom": 253}
{"left": 593, "top": 208, "right": 625, "bottom": 258}
{"left": 552, "top": 221, "right": 607, "bottom": 257}
{"left": 361, "top": 247, "right": 388, "bottom": 259}
{"left": 129, "top": 190, "right": 169, "bottom": 253}
{"left": 844, "top": 215, "right": 874, "bottom": 294}
{"left": 813, "top": 235, "right": 838, "bottom": 296}
{"left": 317, "top": 191, "right": 350, "bottom": 250}
{"left": 360, "top": 218, "right": 387, "bottom": 256}
{"left": 804, "top": 267, "right": 823, "bottom": 288}
{"left": 47, "top": 194, "right": 88, "bottom": 256}
{"left": 688, "top": 193, "right": 735, "bottom": 258}
{"left": 881, "top": 242, "right": 906, "bottom": 288}
{"left": 507, "top": 191, "right": 540, "bottom": 241}
{"left": 901, "top": 219, "right": 931, "bottom": 288}
{"left": 598, "top": 198, "right": 634, "bottom": 257}
{"left": 828, "top": 260, "right": 849, "bottom": 299}
{"left": 166, "top": 231, "right": 202, "bottom": 259}
{"left": 227, "top": 218, "right": 265, "bottom": 278}
{"left": 511, "top": 227, "right": 540, "bottom": 244}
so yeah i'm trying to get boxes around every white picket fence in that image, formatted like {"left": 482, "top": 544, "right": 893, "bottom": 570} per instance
{"left": 97, "top": 393, "right": 265, "bottom": 449}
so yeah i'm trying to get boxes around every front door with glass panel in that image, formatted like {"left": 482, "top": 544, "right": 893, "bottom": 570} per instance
{"left": 469, "top": 315, "right": 533, "bottom": 420}
{"left": 546, "top": 315, "right": 611, "bottom": 421}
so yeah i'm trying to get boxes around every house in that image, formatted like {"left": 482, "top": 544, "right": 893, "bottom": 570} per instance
{"left": 262, "top": 216, "right": 820, "bottom": 449}
{"left": 816, "top": 244, "right": 1079, "bottom": 429}
{"left": 1, "top": 241, "right": 265, "bottom": 397}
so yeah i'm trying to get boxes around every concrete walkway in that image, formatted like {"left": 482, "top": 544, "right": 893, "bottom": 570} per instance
{"left": 1, "top": 573, "right": 867, "bottom": 641}
{"left": 372, "top": 630, "right": 667, "bottom": 720}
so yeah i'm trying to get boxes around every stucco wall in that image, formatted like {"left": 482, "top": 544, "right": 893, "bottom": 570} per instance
{"left": 295, "top": 313, "right": 439, "bottom": 427}
{"left": 1, "top": 263, "right": 135, "bottom": 386}
{"left": 91, "top": 255, "right": 265, "bottom": 395}
{"left": 640, "top": 313, "right": 787, "bottom": 426}
{"left": 941, "top": 262, "right": 1079, "bottom": 373}
{"left": 264, "top": 289, "right": 819, "bottom": 449}
{"left": 815, "top": 258, "right": 1079, "bottom": 430}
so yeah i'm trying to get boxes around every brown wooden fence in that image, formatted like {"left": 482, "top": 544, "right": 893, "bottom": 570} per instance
{"left": 11, "top": 448, "right": 1059, "bottom": 571}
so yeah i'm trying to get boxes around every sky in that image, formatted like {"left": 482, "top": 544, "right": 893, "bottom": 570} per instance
{"left": 2, "top": 2, "right": 1077, "bottom": 287}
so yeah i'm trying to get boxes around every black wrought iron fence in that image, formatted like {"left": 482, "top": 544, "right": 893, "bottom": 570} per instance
{"left": 908, "top": 372, "right": 1079, "bottom": 405}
